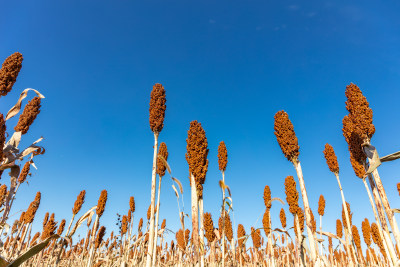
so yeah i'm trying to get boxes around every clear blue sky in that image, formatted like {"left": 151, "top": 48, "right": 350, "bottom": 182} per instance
{"left": 1, "top": 0, "right": 400, "bottom": 246}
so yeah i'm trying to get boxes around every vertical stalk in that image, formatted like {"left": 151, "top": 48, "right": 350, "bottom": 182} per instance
{"left": 198, "top": 197, "right": 205, "bottom": 267}
{"left": 371, "top": 168, "right": 400, "bottom": 246}
{"left": 190, "top": 173, "right": 200, "bottom": 265}
{"left": 362, "top": 177, "right": 397, "bottom": 265}
{"left": 221, "top": 171, "right": 226, "bottom": 267}
{"left": 152, "top": 174, "right": 162, "bottom": 266}
{"left": 293, "top": 161, "right": 318, "bottom": 263}
{"left": 145, "top": 132, "right": 159, "bottom": 267}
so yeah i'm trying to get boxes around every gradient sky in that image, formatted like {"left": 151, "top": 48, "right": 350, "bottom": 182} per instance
{"left": 1, "top": 0, "right": 400, "bottom": 247}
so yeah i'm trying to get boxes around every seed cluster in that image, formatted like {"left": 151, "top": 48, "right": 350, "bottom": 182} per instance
{"left": 57, "top": 219, "right": 66, "bottom": 235}
{"left": 129, "top": 196, "right": 135, "bottom": 213}
{"left": 0, "top": 114, "right": 5, "bottom": 160}
{"left": 96, "top": 190, "right": 108, "bottom": 217}
{"left": 352, "top": 225, "right": 361, "bottom": 250}
{"left": 121, "top": 215, "right": 128, "bottom": 235}
{"left": 336, "top": 219, "right": 343, "bottom": 238}
{"left": 14, "top": 96, "right": 41, "bottom": 134}
{"left": 323, "top": 144, "right": 339, "bottom": 174}
{"left": 156, "top": 142, "right": 168, "bottom": 177}
{"left": 309, "top": 209, "right": 316, "bottom": 233}
{"left": 237, "top": 224, "right": 246, "bottom": 248}
{"left": 185, "top": 120, "right": 209, "bottom": 197}
{"left": 24, "top": 192, "right": 41, "bottom": 224}
{"left": 279, "top": 208, "right": 286, "bottom": 229}
{"left": 342, "top": 202, "right": 352, "bottom": 228}
{"left": 73, "top": 190, "right": 86, "bottom": 215}
{"left": 41, "top": 213, "right": 57, "bottom": 240}
{"left": 149, "top": 83, "right": 166, "bottom": 133}
{"left": 0, "top": 52, "right": 23, "bottom": 97}
{"left": 263, "top": 185, "right": 271, "bottom": 209}
{"left": 318, "top": 195, "right": 325, "bottom": 216}
{"left": 361, "top": 218, "right": 371, "bottom": 247}
{"left": 274, "top": 111, "right": 300, "bottom": 162}
{"left": 18, "top": 161, "right": 31, "bottom": 184}
{"left": 204, "top": 212, "right": 215, "bottom": 243}
{"left": 294, "top": 207, "right": 304, "bottom": 236}
{"left": 217, "top": 141, "right": 228, "bottom": 172}
{"left": 0, "top": 184, "right": 7, "bottom": 207}
{"left": 262, "top": 209, "right": 271, "bottom": 236}
{"left": 284, "top": 176, "right": 299, "bottom": 214}
{"left": 95, "top": 226, "right": 106, "bottom": 249}
{"left": 251, "top": 227, "right": 261, "bottom": 249}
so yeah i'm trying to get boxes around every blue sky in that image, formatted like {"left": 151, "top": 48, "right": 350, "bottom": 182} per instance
{"left": 1, "top": 0, "right": 400, "bottom": 247}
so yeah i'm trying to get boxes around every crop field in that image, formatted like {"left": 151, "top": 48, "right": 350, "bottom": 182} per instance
{"left": 0, "top": 51, "right": 399, "bottom": 267}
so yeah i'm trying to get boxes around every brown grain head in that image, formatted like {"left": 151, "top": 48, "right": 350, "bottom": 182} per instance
{"left": 362, "top": 218, "right": 371, "bottom": 247}
{"left": 323, "top": 144, "right": 339, "bottom": 174}
{"left": 309, "top": 209, "right": 316, "bottom": 233}
{"left": 129, "top": 196, "right": 135, "bottom": 213}
{"left": 121, "top": 215, "right": 128, "bottom": 235}
{"left": 318, "top": 194, "right": 326, "bottom": 216}
{"left": 345, "top": 83, "right": 375, "bottom": 139}
{"left": 73, "top": 190, "right": 86, "bottom": 215}
{"left": 185, "top": 120, "right": 209, "bottom": 188}
{"left": 149, "top": 83, "right": 166, "bottom": 133}
{"left": 0, "top": 52, "right": 23, "bottom": 97}
{"left": 176, "top": 229, "right": 186, "bottom": 251}
{"left": 14, "top": 96, "right": 41, "bottom": 134}
{"left": 42, "top": 212, "right": 49, "bottom": 229}
{"left": 96, "top": 190, "right": 107, "bottom": 217}
{"left": 262, "top": 209, "right": 271, "bottom": 236}
{"left": 18, "top": 161, "right": 31, "bottom": 184}
{"left": 0, "top": 114, "right": 6, "bottom": 160}
{"left": 138, "top": 217, "right": 143, "bottom": 232}
{"left": 284, "top": 176, "right": 299, "bottom": 215}
{"left": 336, "top": 219, "right": 343, "bottom": 238}
{"left": 161, "top": 218, "right": 166, "bottom": 230}
{"left": 370, "top": 222, "right": 382, "bottom": 246}
{"left": 24, "top": 192, "right": 41, "bottom": 224}
{"left": 225, "top": 211, "right": 233, "bottom": 241}
{"left": 251, "top": 227, "right": 261, "bottom": 249}
{"left": 279, "top": 208, "right": 287, "bottom": 229}
{"left": 157, "top": 142, "right": 169, "bottom": 177}
{"left": 57, "top": 219, "right": 66, "bottom": 236}
{"left": 41, "top": 213, "right": 57, "bottom": 240}
{"left": 203, "top": 212, "right": 215, "bottom": 243}
{"left": 294, "top": 207, "right": 305, "bottom": 236}
{"left": 237, "top": 224, "right": 246, "bottom": 248}
{"left": 218, "top": 141, "right": 228, "bottom": 172}
{"left": 352, "top": 225, "right": 361, "bottom": 250}
{"left": 95, "top": 226, "right": 106, "bottom": 249}
{"left": 263, "top": 185, "right": 271, "bottom": 209}
{"left": 0, "top": 184, "right": 7, "bottom": 207}
{"left": 274, "top": 110, "right": 300, "bottom": 163}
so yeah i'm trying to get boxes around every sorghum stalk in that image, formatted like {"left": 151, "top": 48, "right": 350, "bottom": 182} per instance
{"left": 274, "top": 111, "right": 318, "bottom": 263}
{"left": 146, "top": 83, "right": 166, "bottom": 267}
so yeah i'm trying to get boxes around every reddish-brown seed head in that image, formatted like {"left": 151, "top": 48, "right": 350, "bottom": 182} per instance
{"left": 161, "top": 218, "right": 166, "bottom": 230}
{"left": 73, "top": 190, "right": 86, "bottom": 215}
{"left": 323, "top": 144, "right": 339, "bottom": 174}
{"left": 279, "top": 208, "right": 287, "bottom": 229}
{"left": 284, "top": 176, "right": 299, "bottom": 215}
{"left": 352, "top": 225, "right": 361, "bottom": 250}
{"left": 18, "top": 161, "right": 31, "bottom": 184}
{"left": 336, "top": 219, "right": 343, "bottom": 238}
{"left": 129, "top": 196, "right": 135, "bottom": 213}
{"left": 274, "top": 110, "right": 300, "bottom": 162}
{"left": 157, "top": 142, "right": 169, "bottom": 177}
{"left": 57, "top": 219, "right": 66, "bottom": 235}
{"left": 318, "top": 195, "right": 326, "bottom": 216}
{"left": 0, "top": 52, "right": 23, "bottom": 97}
{"left": 0, "top": 114, "right": 6, "bottom": 161}
{"left": 185, "top": 120, "right": 209, "bottom": 195}
{"left": 121, "top": 215, "right": 128, "bottom": 235}
{"left": 43, "top": 212, "right": 49, "bottom": 229}
{"left": 96, "top": 190, "right": 107, "bottom": 217}
{"left": 237, "top": 224, "right": 246, "bottom": 248}
{"left": 204, "top": 212, "right": 215, "bottom": 243}
{"left": 309, "top": 209, "right": 316, "bottom": 233}
{"left": 362, "top": 218, "right": 371, "bottom": 247}
{"left": 95, "top": 226, "right": 106, "bottom": 249}
{"left": 263, "top": 185, "right": 272, "bottom": 209}
{"left": 14, "top": 96, "right": 42, "bottom": 134}
{"left": 262, "top": 209, "right": 271, "bottom": 236}
{"left": 41, "top": 213, "right": 57, "bottom": 240}
{"left": 397, "top": 183, "right": 400, "bottom": 197}
{"left": 0, "top": 184, "right": 7, "bottom": 207}
{"left": 251, "top": 227, "right": 261, "bottom": 249}
{"left": 149, "top": 83, "right": 166, "bottom": 133}
{"left": 24, "top": 192, "right": 41, "bottom": 224}
{"left": 218, "top": 141, "right": 228, "bottom": 172}
{"left": 294, "top": 207, "right": 305, "bottom": 236}
{"left": 138, "top": 218, "right": 143, "bottom": 231}
{"left": 342, "top": 202, "right": 352, "bottom": 228}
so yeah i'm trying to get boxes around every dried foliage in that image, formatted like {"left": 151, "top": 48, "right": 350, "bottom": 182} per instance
{"left": 149, "top": 83, "right": 166, "bottom": 133}
{"left": 0, "top": 52, "right": 23, "bottom": 97}
{"left": 274, "top": 110, "right": 299, "bottom": 162}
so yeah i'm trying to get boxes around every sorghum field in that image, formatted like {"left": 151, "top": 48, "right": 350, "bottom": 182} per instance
{"left": 0, "top": 51, "right": 399, "bottom": 267}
